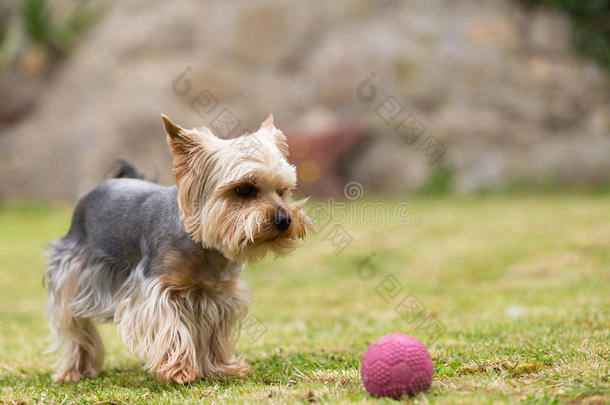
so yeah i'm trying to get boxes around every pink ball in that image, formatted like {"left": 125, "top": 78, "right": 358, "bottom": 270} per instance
{"left": 361, "top": 334, "right": 434, "bottom": 399}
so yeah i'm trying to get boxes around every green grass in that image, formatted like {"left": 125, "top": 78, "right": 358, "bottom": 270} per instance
{"left": 0, "top": 195, "right": 609, "bottom": 404}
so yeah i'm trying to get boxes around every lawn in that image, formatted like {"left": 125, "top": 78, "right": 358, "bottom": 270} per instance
{"left": 0, "top": 195, "right": 608, "bottom": 404}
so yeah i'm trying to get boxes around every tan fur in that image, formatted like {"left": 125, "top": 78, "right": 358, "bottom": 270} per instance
{"left": 162, "top": 115, "right": 313, "bottom": 263}
{"left": 260, "top": 114, "right": 289, "bottom": 157}
{"left": 115, "top": 251, "right": 249, "bottom": 382}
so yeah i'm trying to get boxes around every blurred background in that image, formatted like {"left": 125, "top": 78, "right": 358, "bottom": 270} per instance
{"left": 0, "top": 0, "right": 609, "bottom": 201}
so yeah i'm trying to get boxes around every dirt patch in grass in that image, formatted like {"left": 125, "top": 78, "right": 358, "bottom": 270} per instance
{"left": 458, "top": 360, "right": 544, "bottom": 377}
{"left": 563, "top": 393, "right": 610, "bottom": 404}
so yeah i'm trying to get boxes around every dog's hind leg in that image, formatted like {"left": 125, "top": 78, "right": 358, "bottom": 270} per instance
{"left": 44, "top": 241, "right": 104, "bottom": 383}
{"left": 50, "top": 317, "right": 104, "bottom": 383}
{"left": 116, "top": 278, "right": 201, "bottom": 384}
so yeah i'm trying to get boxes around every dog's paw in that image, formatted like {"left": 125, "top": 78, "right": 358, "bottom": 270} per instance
{"left": 52, "top": 369, "right": 81, "bottom": 383}
{"left": 153, "top": 365, "right": 200, "bottom": 384}
{"left": 52, "top": 361, "right": 100, "bottom": 383}
{"left": 55, "top": 363, "right": 101, "bottom": 384}
{"left": 52, "top": 368, "right": 91, "bottom": 383}
{"left": 217, "top": 359, "right": 250, "bottom": 378}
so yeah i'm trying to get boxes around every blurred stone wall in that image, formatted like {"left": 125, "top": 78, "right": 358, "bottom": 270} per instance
{"left": 1, "top": 0, "right": 609, "bottom": 201}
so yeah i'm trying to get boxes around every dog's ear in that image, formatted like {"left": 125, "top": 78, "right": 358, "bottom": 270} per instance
{"left": 260, "top": 113, "right": 274, "bottom": 130}
{"left": 259, "top": 114, "right": 289, "bottom": 157}
{"left": 162, "top": 114, "right": 195, "bottom": 156}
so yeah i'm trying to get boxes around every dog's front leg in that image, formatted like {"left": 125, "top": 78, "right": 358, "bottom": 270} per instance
{"left": 198, "top": 321, "right": 251, "bottom": 379}
{"left": 196, "top": 292, "right": 251, "bottom": 379}
{"left": 116, "top": 282, "right": 200, "bottom": 384}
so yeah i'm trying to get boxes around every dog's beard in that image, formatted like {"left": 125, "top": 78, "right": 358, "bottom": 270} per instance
{"left": 198, "top": 198, "right": 312, "bottom": 263}
{"left": 173, "top": 165, "right": 312, "bottom": 262}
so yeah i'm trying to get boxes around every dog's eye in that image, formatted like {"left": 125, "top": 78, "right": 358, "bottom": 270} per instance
{"left": 235, "top": 184, "right": 257, "bottom": 198}
{"left": 277, "top": 189, "right": 285, "bottom": 197}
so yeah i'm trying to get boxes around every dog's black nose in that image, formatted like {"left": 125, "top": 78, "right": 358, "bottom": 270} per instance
{"left": 273, "top": 207, "right": 291, "bottom": 231}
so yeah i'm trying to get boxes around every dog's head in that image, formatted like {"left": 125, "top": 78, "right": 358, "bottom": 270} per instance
{"left": 162, "top": 114, "right": 313, "bottom": 263}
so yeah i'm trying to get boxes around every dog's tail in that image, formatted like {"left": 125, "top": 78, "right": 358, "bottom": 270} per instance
{"left": 107, "top": 159, "right": 146, "bottom": 180}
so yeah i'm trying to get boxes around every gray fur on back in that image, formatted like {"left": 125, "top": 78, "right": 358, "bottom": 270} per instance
{"left": 48, "top": 178, "right": 240, "bottom": 320}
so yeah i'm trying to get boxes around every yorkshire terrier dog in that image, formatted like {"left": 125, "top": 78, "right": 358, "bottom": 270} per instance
{"left": 44, "top": 114, "right": 311, "bottom": 383}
